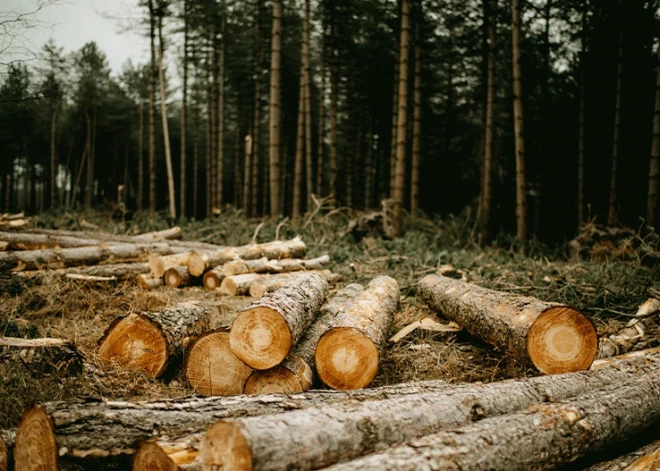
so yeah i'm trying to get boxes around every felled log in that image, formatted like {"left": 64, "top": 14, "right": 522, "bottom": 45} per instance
{"left": 244, "top": 284, "right": 364, "bottom": 394}
{"left": 133, "top": 442, "right": 178, "bottom": 471}
{"left": 316, "top": 276, "right": 399, "bottom": 390}
{"left": 418, "top": 273, "right": 598, "bottom": 374}
{"left": 248, "top": 270, "right": 340, "bottom": 298}
{"left": 16, "top": 262, "right": 150, "bottom": 282}
{"left": 97, "top": 301, "right": 210, "bottom": 377}
{"left": 620, "top": 441, "right": 660, "bottom": 471}
{"left": 11, "top": 379, "right": 458, "bottom": 470}
{"left": 199, "top": 350, "right": 660, "bottom": 471}
{"left": 0, "top": 337, "right": 83, "bottom": 376}
{"left": 585, "top": 440, "right": 660, "bottom": 471}
{"left": 137, "top": 274, "right": 164, "bottom": 290}
{"left": 598, "top": 306, "right": 659, "bottom": 359}
{"left": 202, "top": 268, "right": 225, "bottom": 290}
{"left": 185, "top": 330, "right": 253, "bottom": 396}
{"left": 150, "top": 252, "right": 192, "bottom": 278}
{"left": 0, "top": 242, "right": 176, "bottom": 272}
{"left": 186, "top": 237, "right": 307, "bottom": 277}
{"left": 133, "top": 226, "right": 183, "bottom": 241}
{"left": 164, "top": 266, "right": 194, "bottom": 288}
{"left": 229, "top": 272, "right": 329, "bottom": 369}
{"left": 222, "top": 255, "right": 330, "bottom": 277}
{"left": 326, "top": 368, "right": 660, "bottom": 471}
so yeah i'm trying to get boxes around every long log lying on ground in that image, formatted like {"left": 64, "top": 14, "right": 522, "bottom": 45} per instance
{"left": 418, "top": 273, "right": 599, "bottom": 374}
{"left": 137, "top": 274, "right": 164, "bottom": 290}
{"left": 316, "top": 276, "right": 399, "bottom": 390}
{"left": 326, "top": 368, "right": 660, "bottom": 471}
{"left": 187, "top": 237, "right": 307, "bottom": 277}
{"left": 223, "top": 255, "right": 330, "bottom": 277}
{"left": 585, "top": 439, "right": 660, "bottom": 471}
{"left": 229, "top": 273, "right": 329, "bottom": 369}
{"left": 248, "top": 270, "right": 341, "bottom": 298}
{"left": 199, "top": 350, "right": 660, "bottom": 471}
{"left": 164, "top": 266, "right": 195, "bottom": 288}
{"left": 17, "top": 262, "right": 150, "bottom": 282}
{"left": 244, "top": 284, "right": 364, "bottom": 394}
{"left": 0, "top": 337, "right": 83, "bottom": 375}
{"left": 185, "top": 330, "right": 253, "bottom": 396}
{"left": 98, "top": 301, "right": 210, "bottom": 377}
{"left": 0, "top": 242, "right": 177, "bottom": 272}
{"left": 150, "top": 252, "right": 193, "bottom": 278}
{"left": 203, "top": 268, "right": 225, "bottom": 290}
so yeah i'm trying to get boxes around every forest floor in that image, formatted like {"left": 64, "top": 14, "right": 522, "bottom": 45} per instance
{"left": 1, "top": 206, "right": 659, "bottom": 434}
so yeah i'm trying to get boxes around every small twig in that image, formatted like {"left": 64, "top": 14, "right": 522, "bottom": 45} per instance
{"left": 251, "top": 221, "right": 266, "bottom": 243}
{"left": 302, "top": 194, "right": 323, "bottom": 230}
{"left": 275, "top": 217, "right": 289, "bottom": 240}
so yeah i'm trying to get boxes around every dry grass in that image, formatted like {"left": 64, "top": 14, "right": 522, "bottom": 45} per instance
{"left": 0, "top": 207, "right": 658, "bottom": 430}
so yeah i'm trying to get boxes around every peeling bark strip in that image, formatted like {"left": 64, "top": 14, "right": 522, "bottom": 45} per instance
{"left": 164, "top": 266, "right": 194, "bottom": 288}
{"left": 200, "top": 352, "right": 660, "bottom": 471}
{"left": 0, "top": 242, "right": 176, "bottom": 272}
{"left": 243, "top": 284, "right": 364, "bottom": 395}
{"left": 223, "top": 255, "right": 330, "bottom": 277}
{"left": 97, "top": 301, "right": 210, "bottom": 377}
{"left": 327, "top": 369, "right": 660, "bottom": 471}
{"left": 185, "top": 330, "right": 253, "bottom": 397}
{"left": 230, "top": 273, "right": 329, "bottom": 369}
{"left": 150, "top": 252, "right": 192, "bottom": 278}
{"left": 137, "top": 273, "right": 164, "bottom": 290}
{"left": 418, "top": 274, "right": 598, "bottom": 374}
{"left": 14, "top": 380, "right": 456, "bottom": 469}
{"left": 316, "top": 276, "right": 399, "bottom": 390}
{"left": 0, "top": 337, "right": 83, "bottom": 376}
{"left": 598, "top": 314, "right": 659, "bottom": 359}
{"left": 187, "top": 237, "right": 306, "bottom": 277}
{"left": 248, "top": 270, "right": 339, "bottom": 298}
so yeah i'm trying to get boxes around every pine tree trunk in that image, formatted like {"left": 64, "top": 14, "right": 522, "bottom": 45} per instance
{"left": 410, "top": 15, "right": 422, "bottom": 213}
{"left": 480, "top": 0, "right": 496, "bottom": 240}
{"left": 390, "top": 47, "right": 399, "bottom": 194}
{"left": 303, "top": 0, "right": 313, "bottom": 209}
{"left": 180, "top": 0, "right": 188, "bottom": 218}
{"left": 328, "top": 369, "right": 660, "bottom": 471}
{"left": 217, "top": 3, "right": 226, "bottom": 210}
{"left": 317, "top": 29, "right": 326, "bottom": 196}
{"left": 138, "top": 101, "right": 144, "bottom": 211}
{"left": 209, "top": 32, "right": 217, "bottom": 216}
{"left": 243, "top": 135, "right": 252, "bottom": 212}
{"left": 193, "top": 108, "right": 199, "bottom": 218}
{"left": 292, "top": 57, "right": 306, "bottom": 218}
{"left": 329, "top": 10, "right": 339, "bottom": 204}
{"left": 98, "top": 301, "right": 210, "bottom": 377}
{"left": 316, "top": 276, "right": 399, "bottom": 390}
{"left": 647, "top": 48, "right": 660, "bottom": 227}
{"left": 49, "top": 106, "right": 57, "bottom": 209}
{"left": 157, "top": 12, "right": 176, "bottom": 219}
{"left": 392, "top": 0, "right": 410, "bottom": 236}
{"left": 364, "top": 126, "right": 373, "bottom": 208}
{"left": 512, "top": 0, "right": 526, "bottom": 239}
{"left": 577, "top": 7, "right": 586, "bottom": 228}
{"left": 148, "top": 0, "right": 157, "bottom": 212}
{"left": 251, "top": 0, "right": 263, "bottom": 216}
{"left": 609, "top": 32, "right": 624, "bottom": 226}
{"left": 418, "top": 274, "right": 598, "bottom": 373}
{"left": 84, "top": 109, "right": 94, "bottom": 207}
{"left": 199, "top": 352, "right": 660, "bottom": 471}
{"left": 229, "top": 272, "right": 329, "bottom": 370}
{"left": 268, "top": 0, "right": 282, "bottom": 216}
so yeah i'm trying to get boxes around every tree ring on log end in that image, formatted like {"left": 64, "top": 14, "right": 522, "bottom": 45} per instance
{"left": 316, "top": 327, "right": 379, "bottom": 390}
{"left": 203, "top": 271, "right": 222, "bottom": 290}
{"left": 133, "top": 442, "right": 178, "bottom": 471}
{"left": 527, "top": 306, "right": 598, "bottom": 374}
{"left": 186, "top": 330, "right": 252, "bottom": 396}
{"left": 244, "top": 366, "right": 304, "bottom": 395}
{"left": 98, "top": 314, "right": 168, "bottom": 376}
{"left": 230, "top": 308, "right": 292, "bottom": 370}
{"left": 15, "top": 406, "right": 57, "bottom": 471}
{"left": 201, "top": 422, "right": 253, "bottom": 471}
{"left": 164, "top": 269, "right": 182, "bottom": 288}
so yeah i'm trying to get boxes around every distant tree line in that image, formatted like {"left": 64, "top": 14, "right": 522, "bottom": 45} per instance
{"left": 0, "top": 0, "right": 658, "bottom": 242}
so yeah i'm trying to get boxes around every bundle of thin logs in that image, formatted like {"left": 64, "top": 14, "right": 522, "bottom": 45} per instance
{"left": 8, "top": 348, "right": 660, "bottom": 471}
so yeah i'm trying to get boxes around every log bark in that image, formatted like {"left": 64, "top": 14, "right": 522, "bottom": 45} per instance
{"left": 418, "top": 274, "right": 598, "bottom": 374}
{"left": 222, "top": 255, "right": 329, "bottom": 277}
{"left": 199, "top": 351, "right": 660, "bottom": 471}
{"left": 0, "top": 337, "right": 83, "bottom": 376}
{"left": 202, "top": 268, "right": 225, "bottom": 291}
{"left": 229, "top": 273, "right": 329, "bottom": 369}
{"left": 137, "top": 274, "right": 164, "bottom": 290}
{"left": 97, "top": 301, "right": 210, "bottom": 377}
{"left": 598, "top": 314, "right": 659, "bottom": 359}
{"left": 150, "top": 252, "right": 192, "bottom": 278}
{"left": 0, "top": 242, "right": 176, "bottom": 272}
{"left": 585, "top": 440, "right": 660, "bottom": 471}
{"left": 621, "top": 442, "right": 660, "bottom": 471}
{"left": 164, "top": 266, "right": 194, "bottom": 288}
{"left": 325, "top": 368, "right": 660, "bottom": 471}
{"left": 186, "top": 237, "right": 307, "bottom": 277}
{"left": 0, "top": 434, "right": 6, "bottom": 471}
{"left": 185, "top": 330, "right": 253, "bottom": 396}
{"left": 16, "top": 262, "right": 150, "bottom": 281}
{"left": 248, "top": 270, "right": 338, "bottom": 298}
{"left": 242, "top": 284, "right": 364, "bottom": 395}
{"left": 316, "top": 276, "right": 399, "bottom": 390}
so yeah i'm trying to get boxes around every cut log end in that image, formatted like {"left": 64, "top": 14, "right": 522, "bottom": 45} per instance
{"left": 187, "top": 252, "right": 207, "bottom": 278}
{"left": 98, "top": 315, "right": 167, "bottom": 377}
{"left": 164, "top": 266, "right": 190, "bottom": 288}
{"left": 186, "top": 331, "right": 252, "bottom": 396}
{"left": 220, "top": 277, "right": 240, "bottom": 296}
{"left": 14, "top": 406, "right": 57, "bottom": 471}
{"left": 137, "top": 274, "right": 164, "bottom": 290}
{"left": 230, "top": 307, "right": 292, "bottom": 370}
{"left": 133, "top": 442, "right": 178, "bottom": 471}
{"left": 244, "top": 363, "right": 309, "bottom": 395}
{"left": 203, "top": 270, "right": 224, "bottom": 290}
{"left": 527, "top": 306, "right": 598, "bottom": 374}
{"left": 316, "top": 327, "right": 379, "bottom": 390}
{"left": 201, "top": 422, "right": 252, "bottom": 471}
